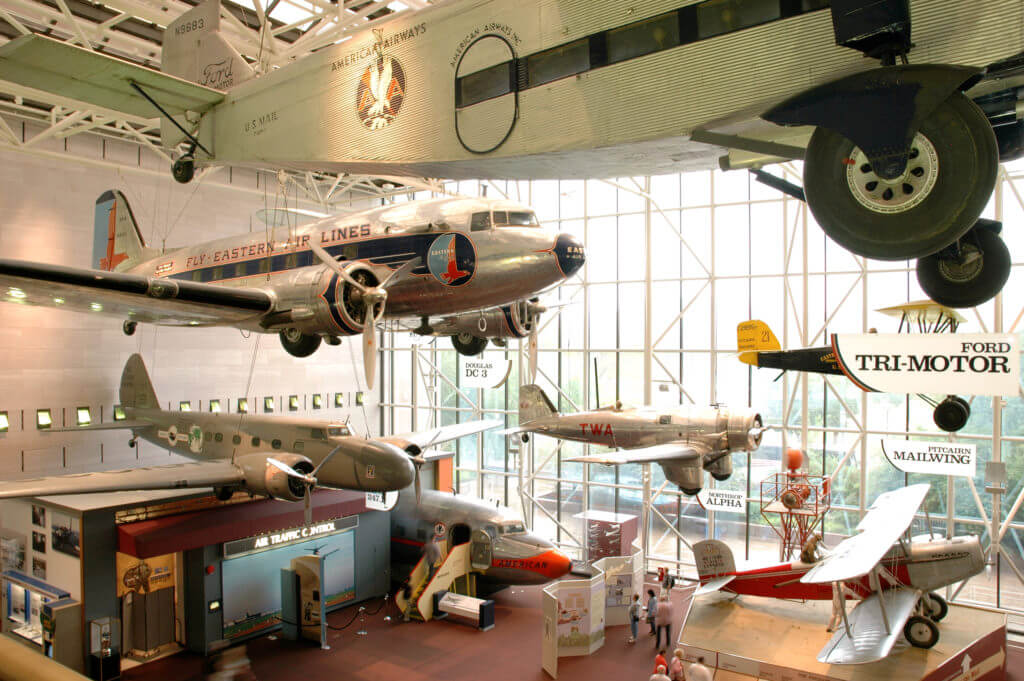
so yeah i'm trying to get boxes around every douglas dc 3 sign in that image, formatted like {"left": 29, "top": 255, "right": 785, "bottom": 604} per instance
{"left": 832, "top": 334, "right": 1019, "bottom": 396}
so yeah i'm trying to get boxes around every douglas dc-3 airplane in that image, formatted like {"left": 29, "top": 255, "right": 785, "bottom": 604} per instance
{"left": 1, "top": 0, "right": 1022, "bottom": 307}
{"left": 0, "top": 353, "right": 499, "bottom": 525}
{"left": 0, "top": 190, "right": 584, "bottom": 388}
{"left": 693, "top": 484, "right": 984, "bottom": 664}
{"left": 507, "top": 384, "right": 764, "bottom": 494}
{"left": 391, "top": 487, "right": 572, "bottom": 588}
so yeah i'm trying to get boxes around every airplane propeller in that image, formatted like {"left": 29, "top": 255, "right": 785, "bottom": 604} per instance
{"left": 311, "top": 242, "right": 420, "bottom": 390}
{"left": 267, "top": 444, "right": 344, "bottom": 526}
{"left": 525, "top": 298, "right": 545, "bottom": 382}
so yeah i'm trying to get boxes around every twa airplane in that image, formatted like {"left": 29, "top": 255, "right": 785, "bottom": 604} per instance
{"left": 694, "top": 484, "right": 984, "bottom": 664}
{"left": 0, "top": 190, "right": 584, "bottom": 388}
{"left": 1, "top": 0, "right": 1021, "bottom": 307}
{"left": 391, "top": 486, "right": 572, "bottom": 587}
{"left": 507, "top": 384, "right": 764, "bottom": 494}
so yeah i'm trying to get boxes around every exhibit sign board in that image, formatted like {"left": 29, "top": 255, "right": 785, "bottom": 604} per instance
{"left": 697, "top": 489, "right": 746, "bottom": 514}
{"left": 460, "top": 357, "right": 512, "bottom": 388}
{"left": 223, "top": 515, "right": 358, "bottom": 558}
{"left": 831, "top": 333, "right": 1019, "bottom": 396}
{"left": 881, "top": 439, "right": 977, "bottom": 477}
{"left": 116, "top": 552, "right": 175, "bottom": 596}
{"left": 920, "top": 624, "right": 1005, "bottom": 681}
{"left": 365, "top": 491, "right": 399, "bottom": 511}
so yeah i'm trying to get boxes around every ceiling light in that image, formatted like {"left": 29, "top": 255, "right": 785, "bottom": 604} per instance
{"left": 8, "top": 288, "right": 25, "bottom": 299}
{"left": 113, "top": 405, "right": 126, "bottom": 421}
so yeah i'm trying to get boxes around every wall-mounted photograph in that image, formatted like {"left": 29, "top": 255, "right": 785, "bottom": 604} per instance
{"left": 50, "top": 512, "right": 80, "bottom": 558}
{"left": 31, "top": 505, "right": 45, "bottom": 527}
{"left": 0, "top": 531, "right": 25, "bottom": 572}
{"left": 31, "top": 531, "right": 45, "bottom": 553}
{"left": 32, "top": 557, "right": 46, "bottom": 580}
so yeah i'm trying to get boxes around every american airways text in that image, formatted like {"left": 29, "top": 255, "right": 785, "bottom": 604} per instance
{"left": 854, "top": 342, "right": 1012, "bottom": 374}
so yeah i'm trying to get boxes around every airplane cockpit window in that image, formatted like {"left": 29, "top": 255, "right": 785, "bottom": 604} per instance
{"left": 470, "top": 212, "right": 492, "bottom": 231}
{"left": 499, "top": 521, "right": 526, "bottom": 535}
{"left": 310, "top": 428, "right": 326, "bottom": 440}
{"left": 658, "top": 415, "right": 671, "bottom": 425}
{"left": 327, "top": 425, "right": 350, "bottom": 437}
{"left": 494, "top": 211, "right": 540, "bottom": 227}
{"left": 484, "top": 524, "right": 498, "bottom": 539}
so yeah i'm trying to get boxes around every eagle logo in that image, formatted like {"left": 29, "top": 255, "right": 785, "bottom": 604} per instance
{"left": 426, "top": 233, "right": 476, "bottom": 287}
{"left": 356, "top": 29, "right": 406, "bottom": 130}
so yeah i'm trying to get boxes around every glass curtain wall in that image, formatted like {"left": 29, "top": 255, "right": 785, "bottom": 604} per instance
{"left": 381, "top": 162, "right": 1024, "bottom": 614}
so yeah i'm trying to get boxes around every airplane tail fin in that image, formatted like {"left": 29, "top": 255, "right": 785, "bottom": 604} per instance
{"left": 518, "top": 384, "right": 557, "bottom": 425}
{"left": 93, "top": 191, "right": 159, "bottom": 272}
{"left": 162, "top": 0, "right": 254, "bottom": 91}
{"left": 693, "top": 539, "right": 735, "bottom": 580}
{"left": 736, "top": 320, "right": 781, "bottom": 366}
{"left": 120, "top": 354, "right": 161, "bottom": 411}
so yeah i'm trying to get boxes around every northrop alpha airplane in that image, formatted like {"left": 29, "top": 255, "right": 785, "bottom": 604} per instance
{"left": 0, "top": 353, "right": 499, "bottom": 525}
{"left": 391, "top": 487, "right": 572, "bottom": 588}
{"left": 0, "top": 0, "right": 1020, "bottom": 307}
{"left": 0, "top": 190, "right": 584, "bottom": 387}
{"left": 694, "top": 484, "right": 984, "bottom": 664}
{"left": 507, "top": 384, "right": 764, "bottom": 494}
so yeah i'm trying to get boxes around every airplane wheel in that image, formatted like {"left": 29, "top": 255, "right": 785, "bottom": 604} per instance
{"left": 711, "top": 472, "right": 731, "bottom": 482}
{"left": 923, "top": 592, "right": 949, "bottom": 622}
{"left": 904, "top": 615, "right": 940, "bottom": 649}
{"left": 279, "top": 329, "right": 322, "bottom": 357}
{"left": 803, "top": 92, "right": 997, "bottom": 260}
{"left": 933, "top": 396, "right": 970, "bottom": 432}
{"left": 451, "top": 333, "right": 488, "bottom": 356}
{"left": 681, "top": 487, "right": 702, "bottom": 496}
{"left": 520, "top": 433, "right": 530, "bottom": 444}
{"left": 172, "top": 155, "right": 195, "bottom": 184}
{"left": 214, "top": 486, "right": 234, "bottom": 501}
{"left": 916, "top": 227, "right": 1010, "bottom": 309}
{"left": 123, "top": 320, "right": 137, "bottom": 336}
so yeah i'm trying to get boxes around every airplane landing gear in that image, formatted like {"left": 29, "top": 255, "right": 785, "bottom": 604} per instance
{"left": 922, "top": 592, "right": 949, "bottom": 622}
{"left": 128, "top": 436, "right": 137, "bottom": 448}
{"left": 172, "top": 154, "right": 195, "bottom": 184}
{"left": 933, "top": 395, "right": 970, "bottom": 432}
{"left": 802, "top": 91, "right": 998, "bottom": 261}
{"left": 123, "top": 320, "right": 137, "bottom": 336}
{"left": 451, "top": 333, "right": 488, "bottom": 356}
{"left": 214, "top": 486, "right": 234, "bottom": 501}
{"left": 279, "top": 329, "right": 322, "bottom": 357}
{"left": 904, "top": 615, "right": 940, "bottom": 649}
{"left": 916, "top": 222, "right": 1010, "bottom": 309}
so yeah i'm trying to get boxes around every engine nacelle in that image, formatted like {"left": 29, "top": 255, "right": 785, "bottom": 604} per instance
{"left": 705, "top": 456, "right": 733, "bottom": 482}
{"left": 236, "top": 453, "right": 314, "bottom": 502}
{"left": 272, "top": 264, "right": 381, "bottom": 338}
{"left": 660, "top": 459, "right": 703, "bottom": 496}
{"left": 727, "top": 410, "right": 763, "bottom": 452}
{"left": 427, "top": 299, "right": 539, "bottom": 339}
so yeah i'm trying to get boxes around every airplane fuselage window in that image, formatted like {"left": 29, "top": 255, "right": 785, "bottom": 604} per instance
{"left": 470, "top": 212, "right": 492, "bottom": 231}
{"left": 455, "top": 0, "right": 830, "bottom": 109}
{"left": 327, "top": 426, "right": 349, "bottom": 437}
{"left": 272, "top": 439, "right": 282, "bottom": 449}
{"left": 251, "top": 437, "right": 260, "bottom": 446}
{"left": 310, "top": 428, "right": 326, "bottom": 440}
{"left": 232, "top": 434, "right": 242, "bottom": 445}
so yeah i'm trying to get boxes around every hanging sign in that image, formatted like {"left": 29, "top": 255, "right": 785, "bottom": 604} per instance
{"left": 881, "top": 440, "right": 976, "bottom": 477}
{"left": 461, "top": 357, "right": 512, "bottom": 389}
{"left": 365, "top": 490, "right": 399, "bottom": 511}
{"left": 698, "top": 489, "right": 746, "bottom": 514}
{"left": 831, "top": 333, "right": 1019, "bottom": 396}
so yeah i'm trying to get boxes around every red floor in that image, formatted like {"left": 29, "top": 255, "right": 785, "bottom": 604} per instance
{"left": 123, "top": 584, "right": 1024, "bottom": 681}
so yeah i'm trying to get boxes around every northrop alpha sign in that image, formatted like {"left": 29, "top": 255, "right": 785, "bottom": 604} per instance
{"left": 698, "top": 489, "right": 746, "bottom": 514}
{"left": 831, "top": 334, "right": 1019, "bottom": 396}
{"left": 881, "top": 440, "right": 977, "bottom": 477}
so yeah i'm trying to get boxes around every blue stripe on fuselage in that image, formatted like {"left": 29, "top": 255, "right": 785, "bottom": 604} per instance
{"left": 167, "top": 233, "right": 435, "bottom": 284}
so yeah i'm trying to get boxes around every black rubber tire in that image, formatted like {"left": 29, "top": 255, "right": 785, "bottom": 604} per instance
{"left": 214, "top": 486, "right": 234, "bottom": 502}
{"left": 172, "top": 156, "right": 195, "bottom": 184}
{"left": 916, "top": 227, "right": 1010, "bottom": 308}
{"left": 804, "top": 91, "right": 998, "bottom": 260}
{"left": 924, "top": 592, "right": 949, "bottom": 622}
{"left": 681, "top": 487, "right": 702, "bottom": 496}
{"left": 123, "top": 320, "right": 137, "bottom": 336}
{"left": 933, "top": 396, "right": 970, "bottom": 432}
{"left": 451, "top": 333, "right": 488, "bottom": 356}
{"left": 711, "top": 472, "right": 731, "bottom": 482}
{"left": 279, "top": 329, "right": 322, "bottom": 358}
{"left": 520, "top": 433, "right": 530, "bottom": 444}
{"left": 904, "top": 615, "right": 940, "bottom": 648}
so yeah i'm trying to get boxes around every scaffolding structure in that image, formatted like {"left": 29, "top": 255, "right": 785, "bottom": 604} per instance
{"left": 760, "top": 471, "right": 831, "bottom": 562}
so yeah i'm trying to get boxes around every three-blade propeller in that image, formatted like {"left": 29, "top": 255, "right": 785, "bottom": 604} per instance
{"left": 267, "top": 444, "right": 345, "bottom": 526}
{"left": 311, "top": 242, "right": 420, "bottom": 390}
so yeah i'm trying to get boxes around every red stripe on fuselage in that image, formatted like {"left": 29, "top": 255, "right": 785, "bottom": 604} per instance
{"left": 706, "top": 557, "right": 915, "bottom": 600}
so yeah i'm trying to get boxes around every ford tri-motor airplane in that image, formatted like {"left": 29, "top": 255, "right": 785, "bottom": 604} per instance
{"left": 0, "top": 0, "right": 1020, "bottom": 307}
{"left": 0, "top": 190, "right": 584, "bottom": 388}
{"left": 0, "top": 354, "right": 499, "bottom": 525}
{"left": 507, "top": 384, "right": 764, "bottom": 494}
{"left": 694, "top": 484, "right": 984, "bottom": 664}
